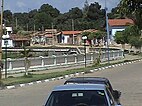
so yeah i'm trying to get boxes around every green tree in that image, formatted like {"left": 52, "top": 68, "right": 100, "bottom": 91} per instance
{"left": 39, "top": 4, "right": 60, "bottom": 18}
{"left": 114, "top": 31, "right": 127, "bottom": 49}
{"left": 13, "top": 13, "right": 29, "bottom": 31}
{"left": 20, "top": 47, "right": 32, "bottom": 75}
{"left": 118, "top": 0, "right": 142, "bottom": 29}
{"left": 86, "top": 2, "right": 105, "bottom": 21}
{"left": 34, "top": 12, "right": 52, "bottom": 30}
{"left": 3, "top": 10, "right": 13, "bottom": 26}
{"left": 108, "top": 7, "right": 125, "bottom": 19}
{"left": 83, "top": 0, "right": 89, "bottom": 19}
{"left": 68, "top": 7, "right": 83, "bottom": 19}
{"left": 129, "top": 36, "right": 142, "bottom": 50}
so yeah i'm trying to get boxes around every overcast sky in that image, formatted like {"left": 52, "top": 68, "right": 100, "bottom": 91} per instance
{"left": 4, "top": 0, "right": 120, "bottom": 13}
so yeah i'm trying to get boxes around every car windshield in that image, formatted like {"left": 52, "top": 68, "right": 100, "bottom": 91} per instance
{"left": 45, "top": 90, "right": 108, "bottom": 106}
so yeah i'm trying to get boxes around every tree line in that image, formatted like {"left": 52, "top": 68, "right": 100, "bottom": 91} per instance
{"left": 2, "top": 0, "right": 142, "bottom": 50}
{"left": 3, "top": 1, "right": 107, "bottom": 34}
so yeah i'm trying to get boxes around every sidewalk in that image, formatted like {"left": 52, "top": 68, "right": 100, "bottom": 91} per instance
{"left": 6, "top": 54, "right": 141, "bottom": 78}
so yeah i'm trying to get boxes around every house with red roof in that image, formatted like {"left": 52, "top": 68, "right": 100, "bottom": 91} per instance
{"left": 62, "top": 31, "right": 82, "bottom": 44}
{"left": 108, "top": 19, "right": 134, "bottom": 43}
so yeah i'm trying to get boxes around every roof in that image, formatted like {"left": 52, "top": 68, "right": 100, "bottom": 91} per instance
{"left": 53, "top": 84, "right": 106, "bottom": 91}
{"left": 64, "top": 77, "right": 114, "bottom": 92}
{"left": 64, "top": 77, "right": 109, "bottom": 84}
{"left": 108, "top": 19, "right": 134, "bottom": 27}
{"left": 62, "top": 31, "right": 82, "bottom": 35}
{"left": 10, "top": 35, "right": 30, "bottom": 41}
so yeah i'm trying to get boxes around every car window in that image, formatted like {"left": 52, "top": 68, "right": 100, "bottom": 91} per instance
{"left": 106, "top": 88, "right": 115, "bottom": 106}
{"left": 45, "top": 90, "right": 109, "bottom": 106}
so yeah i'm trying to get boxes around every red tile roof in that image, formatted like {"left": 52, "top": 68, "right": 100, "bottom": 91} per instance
{"left": 10, "top": 34, "right": 30, "bottom": 41}
{"left": 108, "top": 19, "right": 134, "bottom": 27}
{"left": 62, "top": 31, "right": 82, "bottom": 35}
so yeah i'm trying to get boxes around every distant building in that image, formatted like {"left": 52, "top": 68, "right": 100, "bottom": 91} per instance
{"left": 108, "top": 19, "right": 134, "bottom": 43}
{"left": 31, "top": 29, "right": 61, "bottom": 45}
{"left": 2, "top": 26, "right": 13, "bottom": 47}
{"left": 62, "top": 31, "right": 82, "bottom": 45}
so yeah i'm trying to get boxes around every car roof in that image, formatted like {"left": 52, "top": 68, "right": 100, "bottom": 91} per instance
{"left": 53, "top": 84, "right": 106, "bottom": 91}
{"left": 64, "top": 77, "right": 110, "bottom": 84}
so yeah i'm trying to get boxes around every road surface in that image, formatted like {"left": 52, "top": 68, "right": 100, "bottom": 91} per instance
{"left": 0, "top": 61, "right": 142, "bottom": 106}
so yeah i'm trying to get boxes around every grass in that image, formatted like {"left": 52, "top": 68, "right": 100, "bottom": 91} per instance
{"left": 0, "top": 58, "right": 141, "bottom": 87}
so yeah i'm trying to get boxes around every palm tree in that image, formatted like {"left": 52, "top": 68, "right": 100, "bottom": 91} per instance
{"left": 20, "top": 46, "right": 31, "bottom": 75}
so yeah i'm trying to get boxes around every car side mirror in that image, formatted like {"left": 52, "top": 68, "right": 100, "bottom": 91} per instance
{"left": 113, "top": 90, "right": 121, "bottom": 100}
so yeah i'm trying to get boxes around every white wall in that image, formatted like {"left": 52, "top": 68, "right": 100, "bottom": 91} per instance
{"left": 2, "top": 27, "right": 13, "bottom": 47}
{"left": 62, "top": 35, "right": 69, "bottom": 43}
{"left": 112, "top": 28, "right": 125, "bottom": 40}
{"left": 109, "top": 26, "right": 126, "bottom": 41}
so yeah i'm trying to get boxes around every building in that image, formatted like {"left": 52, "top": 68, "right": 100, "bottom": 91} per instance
{"left": 10, "top": 34, "right": 30, "bottom": 47}
{"left": 2, "top": 27, "right": 13, "bottom": 47}
{"left": 61, "top": 31, "right": 82, "bottom": 45}
{"left": 108, "top": 19, "right": 134, "bottom": 43}
{"left": 31, "top": 29, "right": 61, "bottom": 45}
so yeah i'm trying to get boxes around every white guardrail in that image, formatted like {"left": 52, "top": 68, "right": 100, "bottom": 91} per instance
{"left": 2, "top": 50, "right": 124, "bottom": 74}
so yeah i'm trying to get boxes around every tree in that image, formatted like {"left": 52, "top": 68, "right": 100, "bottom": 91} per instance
{"left": 13, "top": 13, "right": 29, "bottom": 31}
{"left": 115, "top": 31, "right": 125, "bottom": 44}
{"left": 39, "top": 4, "right": 60, "bottom": 18}
{"left": 108, "top": 7, "right": 125, "bottom": 19}
{"left": 129, "top": 36, "right": 142, "bottom": 51}
{"left": 83, "top": 0, "right": 89, "bottom": 19}
{"left": 3, "top": 10, "right": 13, "bottom": 26}
{"left": 20, "top": 47, "right": 32, "bottom": 75}
{"left": 115, "top": 25, "right": 142, "bottom": 51}
{"left": 114, "top": 31, "right": 127, "bottom": 49}
{"left": 68, "top": 7, "right": 83, "bottom": 19}
{"left": 34, "top": 12, "right": 53, "bottom": 30}
{"left": 118, "top": 0, "right": 142, "bottom": 29}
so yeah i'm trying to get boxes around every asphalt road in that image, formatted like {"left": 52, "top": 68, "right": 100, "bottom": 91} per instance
{"left": 0, "top": 61, "right": 142, "bottom": 106}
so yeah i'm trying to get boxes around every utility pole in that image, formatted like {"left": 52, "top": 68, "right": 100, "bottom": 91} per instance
{"left": 105, "top": 0, "right": 110, "bottom": 64}
{"left": 15, "top": 17, "right": 17, "bottom": 29}
{"left": 0, "top": 0, "right": 3, "bottom": 80}
{"left": 72, "top": 19, "right": 74, "bottom": 44}
{"left": 34, "top": 24, "right": 35, "bottom": 32}
{"left": 52, "top": 23, "right": 54, "bottom": 45}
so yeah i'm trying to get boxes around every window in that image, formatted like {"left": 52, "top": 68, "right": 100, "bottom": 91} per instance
{"left": 45, "top": 90, "right": 109, "bottom": 106}
{"left": 106, "top": 88, "right": 115, "bottom": 106}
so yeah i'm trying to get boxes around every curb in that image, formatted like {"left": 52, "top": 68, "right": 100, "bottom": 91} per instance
{"left": 1, "top": 59, "right": 142, "bottom": 90}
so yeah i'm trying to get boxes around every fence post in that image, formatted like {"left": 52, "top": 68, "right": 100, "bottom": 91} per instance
{"left": 121, "top": 50, "right": 124, "bottom": 58}
{"left": 74, "top": 54, "right": 77, "bottom": 63}
{"left": 112, "top": 51, "right": 115, "bottom": 60}
{"left": 64, "top": 54, "right": 67, "bottom": 64}
{"left": 7, "top": 58, "right": 12, "bottom": 70}
{"left": 117, "top": 50, "right": 120, "bottom": 58}
{"left": 39, "top": 56, "right": 44, "bottom": 67}
{"left": 91, "top": 53, "right": 93, "bottom": 63}
{"left": 53, "top": 55, "right": 57, "bottom": 65}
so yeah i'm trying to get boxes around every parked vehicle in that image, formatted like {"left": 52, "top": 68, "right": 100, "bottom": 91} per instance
{"left": 44, "top": 84, "right": 121, "bottom": 106}
{"left": 64, "top": 77, "right": 121, "bottom": 105}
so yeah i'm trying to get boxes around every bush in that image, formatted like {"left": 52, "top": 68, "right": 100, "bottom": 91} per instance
{"left": 93, "top": 58, "right": 101, "bottom": 66}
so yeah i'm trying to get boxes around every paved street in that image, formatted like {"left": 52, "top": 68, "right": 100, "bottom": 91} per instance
{"left": 0, "top": 60, "right": 142, "bottom": 106}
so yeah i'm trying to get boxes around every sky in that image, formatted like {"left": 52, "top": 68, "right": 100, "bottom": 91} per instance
{"left": 4, "top": 0, "right": 120, "bottom": 13}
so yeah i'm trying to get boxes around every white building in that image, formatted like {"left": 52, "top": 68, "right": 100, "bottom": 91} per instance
{"left": 108, "top": 19, "right": 134, "bottom": 43}
{"left": 2, "top": 27, "right": 13, "bottom": 47}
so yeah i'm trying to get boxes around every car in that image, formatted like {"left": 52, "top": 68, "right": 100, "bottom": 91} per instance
{"left": 64, "top": 77, "right": 121, "bottom": 105}
{"left": 44, "top": 84, "right": 121, "bottom": 106}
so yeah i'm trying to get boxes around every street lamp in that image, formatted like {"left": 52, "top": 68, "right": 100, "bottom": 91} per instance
{"left": 105, "top": 0, "right": 110, "bottom": 63}
{"left": 2, "top": 33, "right": 9, "bottom": 78}
{"left": 0, "top": 0, "right": 4, "bottom": 80}
{"left": 82, "top": 35, "right": 87, "bottom": 68}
